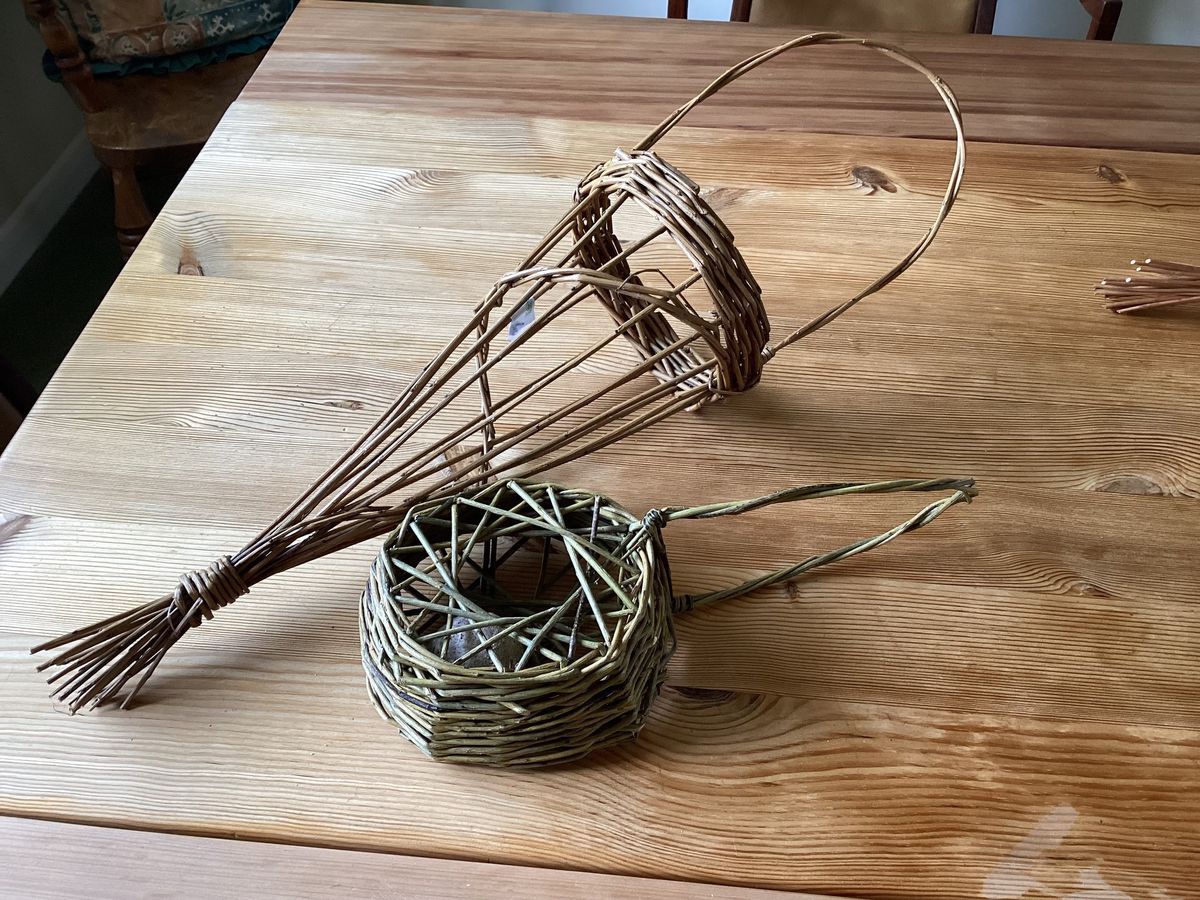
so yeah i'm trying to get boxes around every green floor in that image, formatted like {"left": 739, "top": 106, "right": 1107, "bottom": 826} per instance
{"left": 0, "top": 167, "right": 182, "bottom": 397}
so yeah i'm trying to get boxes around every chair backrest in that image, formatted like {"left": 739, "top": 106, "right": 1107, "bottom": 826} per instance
{"left": 740, "top": 0, "right": 981, "bottom": 33}
{"left": 689, "top": 0, "right": 1122, "bottom": 40}
{"left": 41, "top": 0, "right": 294, "bottom": 70}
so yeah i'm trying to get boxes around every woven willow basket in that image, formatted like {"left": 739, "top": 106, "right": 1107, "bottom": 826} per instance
{"left": 36, "top": 33, "right": 965, "bottom": 716}
{"left": 361, "top": 477, "right": 975, "bottom": 767}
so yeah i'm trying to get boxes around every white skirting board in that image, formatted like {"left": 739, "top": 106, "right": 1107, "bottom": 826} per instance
{"left": 0, "top": 130, "right": 100, "bottom": 294}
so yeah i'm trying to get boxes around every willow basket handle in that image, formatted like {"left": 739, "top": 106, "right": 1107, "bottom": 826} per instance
{"left": 635, "top": 33, "right": 966, "bottom": 359}
{"left": 659, "top": 477, "right": 976, "bottom": 612}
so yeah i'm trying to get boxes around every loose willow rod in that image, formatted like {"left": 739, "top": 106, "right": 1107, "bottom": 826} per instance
{"left": 1098, "top": 258, "right": 1200, "bottom": 314}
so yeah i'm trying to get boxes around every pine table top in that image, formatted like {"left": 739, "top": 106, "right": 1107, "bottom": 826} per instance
{"left": 2, "top": 4, "right": 1198, "bottom": 897}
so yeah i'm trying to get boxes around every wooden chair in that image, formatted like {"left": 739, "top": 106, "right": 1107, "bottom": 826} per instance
{"left": 666, "top": 0, "right": 994, "bottom": 31}
{"left": 1080, "top": 0, "right": 1123, "bottom": 40}
{"left": 22, "top": 1, "right": 282, "bottom": 259}
{"left": 668, "top": 0, "right": 1122, "bottom": 40}
{"left": 0, "top": 355, "right": 33, "bottom": 450}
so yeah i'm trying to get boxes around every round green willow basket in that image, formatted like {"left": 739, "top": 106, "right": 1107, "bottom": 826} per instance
{"left": 360, "top": 477, "right": 974, "bottom": 767}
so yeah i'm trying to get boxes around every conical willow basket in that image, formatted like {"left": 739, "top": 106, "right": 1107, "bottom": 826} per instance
{"left": 35, "top": 33, "right": 964, "bottom": 714}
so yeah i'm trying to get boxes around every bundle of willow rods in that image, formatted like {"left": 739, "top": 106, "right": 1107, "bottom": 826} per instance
{"left": 33, "top": 32, "right": 966, "bottom": 713}
{"left": 1098, "top": 259, "right": 1200, "bottom": 314}
{"left": 362, "top": 477, "right": 976, "bottom": 766}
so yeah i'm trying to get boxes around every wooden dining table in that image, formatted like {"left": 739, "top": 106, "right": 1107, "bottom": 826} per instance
{"left": 3, "top": 2, "right": 1199, "bottom": 897}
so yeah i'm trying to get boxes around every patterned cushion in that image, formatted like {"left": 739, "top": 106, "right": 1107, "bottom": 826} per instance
{"left": 56, "top": 0, "right": 296, "bottom": 65}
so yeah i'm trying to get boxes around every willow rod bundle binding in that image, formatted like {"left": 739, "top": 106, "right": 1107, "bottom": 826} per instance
{"left": 1098, "top": 258, "right": 1200, "bottom": 314}
{"left": 362, "top": 477, "right": 977, "bottom": 767}
{"left": 33, "top": 32, "right": 966, "bottom": 713}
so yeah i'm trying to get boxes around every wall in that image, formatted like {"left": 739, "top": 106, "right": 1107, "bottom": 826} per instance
{"left": 1117, "top": 0, "right": 1200, "bottom": 44}
{"left": 0, "top": 4, "right": 98, "bottom": 292}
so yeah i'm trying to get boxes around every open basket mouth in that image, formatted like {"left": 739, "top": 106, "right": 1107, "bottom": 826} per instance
{"left": 362, "top": 481, "right": 672, "bottom": 677}
{"left": 571, "top": 149, "right": 768, "bottom": 397}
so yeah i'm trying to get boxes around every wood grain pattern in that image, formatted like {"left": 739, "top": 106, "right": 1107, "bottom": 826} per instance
{"left": 0, "top": 817, "right": 817, "bottom": 900}
{"left": 2, "top": 635, "right": 1196, "bottom": 898}
{"left": 2, "top": 5, "right": 1199, "bottom": 898}
{"left": 246, "top": 2, "right": 1200, "bottom": 154}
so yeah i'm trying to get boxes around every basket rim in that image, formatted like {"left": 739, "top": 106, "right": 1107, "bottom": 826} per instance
{"left": 362, "top": 478, "right": 672, "bottom": 685}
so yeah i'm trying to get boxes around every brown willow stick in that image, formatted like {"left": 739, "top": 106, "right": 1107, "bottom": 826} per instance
{"left": 1098, "top": 258, "right": 1200, "bottom": 314}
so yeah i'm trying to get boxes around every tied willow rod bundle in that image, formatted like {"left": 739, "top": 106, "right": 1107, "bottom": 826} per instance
{"left": 1098, "top": 259, "right": 1200, "bottom": 314}
{"left": 362, "top": 477, "right": 976, "bottom": 767}
{"left": 33, "top": 33, "right": 966, "bottom": 713}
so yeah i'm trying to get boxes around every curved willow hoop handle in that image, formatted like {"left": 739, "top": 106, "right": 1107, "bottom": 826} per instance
{"left": 635, "top": 33, "right": 966, "bottom": 360}
{"left": 658, "top": 477, "right": 976, "bottom": 611}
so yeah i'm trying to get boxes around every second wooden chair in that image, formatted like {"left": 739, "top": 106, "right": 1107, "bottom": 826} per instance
{"left": 667, "top": 0, "right": 1122, "bottom": 40}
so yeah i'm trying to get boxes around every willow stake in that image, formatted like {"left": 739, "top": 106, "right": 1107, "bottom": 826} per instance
{"left": 33, "top": 33, "right": 966, "bottom": 713}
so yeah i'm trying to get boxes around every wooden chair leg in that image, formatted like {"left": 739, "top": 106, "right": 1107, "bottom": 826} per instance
{"left": 0, "top": 353, "right": 36, "bottom": 417}
{"left": 1080, "top": 0, "right": 1122, "bottom": 40}
{"left": 974, "top": 0, "right": 998, "bottom": 34}
{"left": 110, "top": 165, "right": 152, "bottom": 260}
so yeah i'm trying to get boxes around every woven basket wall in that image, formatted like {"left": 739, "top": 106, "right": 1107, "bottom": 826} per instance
{"left": 360, "top": 480, "right": 677, "bottom": 767}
